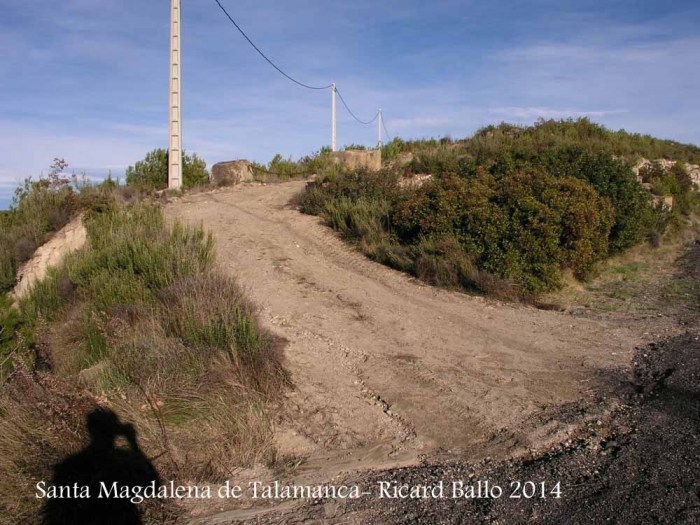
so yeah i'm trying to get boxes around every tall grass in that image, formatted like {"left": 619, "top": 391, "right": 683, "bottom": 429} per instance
{"left": 0, "top": 173, "right": 150, "bottom": 295}
{"left": 1, "top": 201, "right": 287, "bottom": 523}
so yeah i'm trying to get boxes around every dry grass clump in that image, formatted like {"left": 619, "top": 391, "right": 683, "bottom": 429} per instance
{"left": 0, "top": 366, "right": 95, "bottom": 525}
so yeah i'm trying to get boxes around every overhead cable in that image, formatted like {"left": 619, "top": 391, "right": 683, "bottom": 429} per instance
{"left": 213, "top": 0, "right": 332, "bottom": 90}
{"left": 382, "top": 117, "right": 392, "bottom": 140}
{"left": 212, "top": 0, "right": 390, "bottom": 138}
{"left": 335, "top": 87, "right": 379, "bottom": 125}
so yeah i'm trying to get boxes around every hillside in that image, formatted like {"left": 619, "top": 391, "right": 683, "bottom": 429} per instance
{"left": 0, "top": 119, "right": 698, "bottom": 525}
{"left": 299, "top": 119, "right": 700, "bottom": 299}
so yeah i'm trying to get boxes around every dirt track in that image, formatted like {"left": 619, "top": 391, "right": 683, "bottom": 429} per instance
{"left": 167, "top": 181, "right": 640, "bottom": 475}
{"left": 231, "top": 330, "right": 700, "bottom": 525}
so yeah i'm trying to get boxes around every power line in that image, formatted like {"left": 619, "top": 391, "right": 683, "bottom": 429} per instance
{"left": 212, "top": 0, "right": 332, "bottom": 91}
{"left": 382, "top": 117, "right": 392, "bottom": 140}
{"left": 335, "top": 87, "right": 379, "bottom": 125}
{"left": 212, "top": 0, "right": 391, "bottom": 145}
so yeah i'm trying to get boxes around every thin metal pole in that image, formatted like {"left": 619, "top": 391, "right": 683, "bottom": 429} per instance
{"left": 378, "top": 108, "right": 383, "bottom": 148}
{"left": 331, "top": 82, "right": 337, "bottom": 152}
{"left": 168, "top": 0, "right": 183, "bottom": 189}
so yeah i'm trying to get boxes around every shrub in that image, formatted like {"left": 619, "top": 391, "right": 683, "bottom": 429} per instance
{"left": 381, "top": 137, "right": 406, "bottom": 164}
{"left": 2, "top": 200, "right": 286, "bottom": 522}
{"left": 543, "top": 149, "right": 656, "bottom": 252}
{"left": 322, "top": 196, "right": 391, "bottom": 242}
{"left": 0, "top": 166, "right": 79, "bottom": 293}
{"left": 301, "top": 164, "right": 619, "bottom": 295}
{"left": 670, "top": 162, "right": 694, "bottom": 193}
{"left": 125, "top": 148, "right": 209, "bottom": 190}
{"left": 20, "top": 202, "right": 214, "bottom": 327}
{"left": 158, "top": 275, "right": 283, "bottom": 393}
{"left": 392, "top": 171, "right": 613, "bottom": 293}
{"left": 639, "top": 161, "right": 697, "bottom": 216}
{"left": 253, "top": 148, "right": 336, "bottom": 181}
{"left": 301, "top": 118, "right": 698, "bottom": 298}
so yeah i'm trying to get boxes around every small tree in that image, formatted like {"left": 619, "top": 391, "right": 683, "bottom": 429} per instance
{"left": 126, "top": 149, "right": 209, "bottom": 190}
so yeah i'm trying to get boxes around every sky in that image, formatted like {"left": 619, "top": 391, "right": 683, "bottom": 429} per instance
{"left": 1, "top": 0, "right": 699, "bottom": 209}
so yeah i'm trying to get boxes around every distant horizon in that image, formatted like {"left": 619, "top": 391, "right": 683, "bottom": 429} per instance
{"left": 3, "top": 0, "right": 700, "bottom": 209}
{"left": 2, "top": 115, "right": 700, "bottom": 211}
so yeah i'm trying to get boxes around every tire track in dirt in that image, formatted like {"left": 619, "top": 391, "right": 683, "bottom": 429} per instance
{"left": 167, "top": 182, "right": 641, "bottom": 473}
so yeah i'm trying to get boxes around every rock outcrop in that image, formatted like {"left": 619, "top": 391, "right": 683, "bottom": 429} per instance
{"left": 398, "top": 173, "right": 433, "bottom": 189}
{"left": 211, "top": 160, "right": 255, "bottom": 186}
{"left": 689, "top": 165, "right": 700, "bottom": 188}
{"left": 633, "top": 158, "right": 700, "bottom": 189}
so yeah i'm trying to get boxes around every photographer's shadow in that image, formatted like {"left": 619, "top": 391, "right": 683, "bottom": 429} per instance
{"left": 42, "top": 408, "right": 161, "bottom": 525}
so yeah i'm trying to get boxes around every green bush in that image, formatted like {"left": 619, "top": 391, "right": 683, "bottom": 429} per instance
{"left": 252, "top": 147, "right": 336, "bottom": 181}
{"left": 0, "top": 164, "right": 79, "bottom": 293}
{"left": 301, "top": 118, "right": 699, "bottom": 298}
{"left": 392, "top": 171, "right": 613, "bottom": 293}
{"left": 543, "top": 149, "right": 656, "bottom": 252}
{"left": 125, "top": 148, "right": 209, "bottom": 190}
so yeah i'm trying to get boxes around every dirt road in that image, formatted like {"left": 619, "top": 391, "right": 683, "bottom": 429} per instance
{"left": 233, "top": 330, "right": 700, "bottom": 525}
{"left": 167, "top": 181, "right": 639, "bottom": 475}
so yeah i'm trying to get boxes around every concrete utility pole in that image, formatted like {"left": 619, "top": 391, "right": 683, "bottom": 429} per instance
{"left": 168, "top": 0, "right": 183, "bottom": 189}
{"left": 331, "top": 82, "right": 337, "bottom": 152}
{"left": 378, "top": 108, "right": 383, "bottom": 148}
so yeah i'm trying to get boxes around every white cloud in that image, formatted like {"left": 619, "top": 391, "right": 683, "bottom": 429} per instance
{"left": 0, "top": 122, "right": 150, "bottom": 184}
{"left": 488, "top": 107, "right": 629, "bottom": 120}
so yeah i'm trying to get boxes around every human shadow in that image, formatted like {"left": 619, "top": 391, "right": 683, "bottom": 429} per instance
{"left": 42, "top": 408, "right": 161, "bottom": 525}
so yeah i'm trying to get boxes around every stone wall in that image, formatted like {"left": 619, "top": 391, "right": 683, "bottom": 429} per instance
{"left": 331, "top": 150, "right": 382, "bottom": 172}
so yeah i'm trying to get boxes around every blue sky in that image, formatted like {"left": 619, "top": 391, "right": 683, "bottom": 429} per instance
{"left": 1, "top": 0, "right": 699, "bottom": 209}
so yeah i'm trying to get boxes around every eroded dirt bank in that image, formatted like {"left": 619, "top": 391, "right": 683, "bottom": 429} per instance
{"left": 167, "top": 182, "right": 643, "bottom": 474}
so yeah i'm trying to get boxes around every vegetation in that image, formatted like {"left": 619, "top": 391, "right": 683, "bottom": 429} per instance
{"left": 640, "top": 160, "right": 699, "bottom": 217}
{"left": 1, "top": 148, "right": 212, "bottom": 296}
{"left": 381, "top": 118, "right": 700, "bottom": 166}
{"left": 125, "top": 148, "right": 209, "bottom": 190}
{"left": 0, "top": 160, "right": 145, "bottom": 295}
{"left": 0, "top": 118, "right": 698, "bottom": 521}
{"left": 0, "top": 178, "right": 286, "bottom": 522}
{"left": 251, "top": 147, "right": 338, "bottom": 181}
{"left": 301, "top": 119, "right": 699, "bottom": 297}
